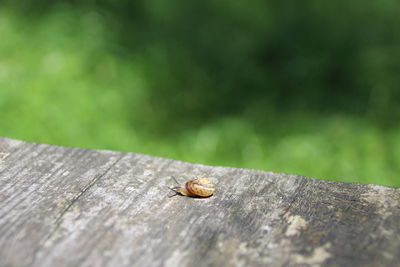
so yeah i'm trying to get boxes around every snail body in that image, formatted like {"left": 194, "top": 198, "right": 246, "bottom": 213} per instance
{"left": 170, "top": 177, "right": 215, "bottom": 197}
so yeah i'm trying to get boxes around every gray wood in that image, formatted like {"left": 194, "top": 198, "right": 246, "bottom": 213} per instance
{"left": 0, "top": 137, "right": 399, "bottom": 267}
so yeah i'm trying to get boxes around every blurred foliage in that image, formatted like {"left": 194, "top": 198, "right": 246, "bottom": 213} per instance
{"left": 0, "top": 1, "right": 399, "bottom": 187}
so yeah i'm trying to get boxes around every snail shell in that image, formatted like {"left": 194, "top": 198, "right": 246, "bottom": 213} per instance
{"left": 172, "top": 177, "right": 215, "bottom": 197}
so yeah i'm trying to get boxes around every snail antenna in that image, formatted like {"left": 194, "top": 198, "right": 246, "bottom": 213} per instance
{"left": 171, "top": 176, "right": 180, "bottom": 185}
{"left": 168, "top": 177, "right": 182, "bottom": 198}
{"left": 168, "top": 192, "right": 179, "bottom": 198}
{"left": 168, "top": 187, "right": 179, "bottom": 198}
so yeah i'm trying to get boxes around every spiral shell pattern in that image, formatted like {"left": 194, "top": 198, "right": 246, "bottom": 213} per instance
{"left": 185, "top": 178, "right": 215, "bottom": 197}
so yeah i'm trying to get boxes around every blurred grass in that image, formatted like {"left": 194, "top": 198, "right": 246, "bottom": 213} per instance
{"left": 0, "top": 5, "right": 399, "bottom": 187}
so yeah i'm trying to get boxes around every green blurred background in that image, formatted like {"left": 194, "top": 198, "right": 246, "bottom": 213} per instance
{"left": 1, "top": 1, "right": 399, "bottom": 187}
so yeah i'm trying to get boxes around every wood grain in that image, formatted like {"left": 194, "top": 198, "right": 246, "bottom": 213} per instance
{"left": 0, "top": 137, "right": 399, "bottom": 267}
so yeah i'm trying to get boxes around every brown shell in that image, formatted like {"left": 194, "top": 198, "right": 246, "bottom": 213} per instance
{"left": 185, "top": 177, "right": 215, "bottom": 197}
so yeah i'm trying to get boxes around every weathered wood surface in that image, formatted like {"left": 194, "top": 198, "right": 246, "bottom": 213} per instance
{"left": 0, "top": 137, "right": 399, "bottom": 267}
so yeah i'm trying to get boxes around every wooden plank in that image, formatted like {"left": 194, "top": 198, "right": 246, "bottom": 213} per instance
{"left": 0, "top": 137, "right": 399, "bottom": 267}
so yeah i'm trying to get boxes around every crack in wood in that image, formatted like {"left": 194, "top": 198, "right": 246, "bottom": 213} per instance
{"left": 281, "top": 178, "right": 308, "bottom": 219}
{"left": 30, "top": 153, "right": 126, "bottom": 265}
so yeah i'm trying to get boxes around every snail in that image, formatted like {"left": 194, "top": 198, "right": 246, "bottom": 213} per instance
{"left": 169, "top": 176, "right": 215, "bottom": 198}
